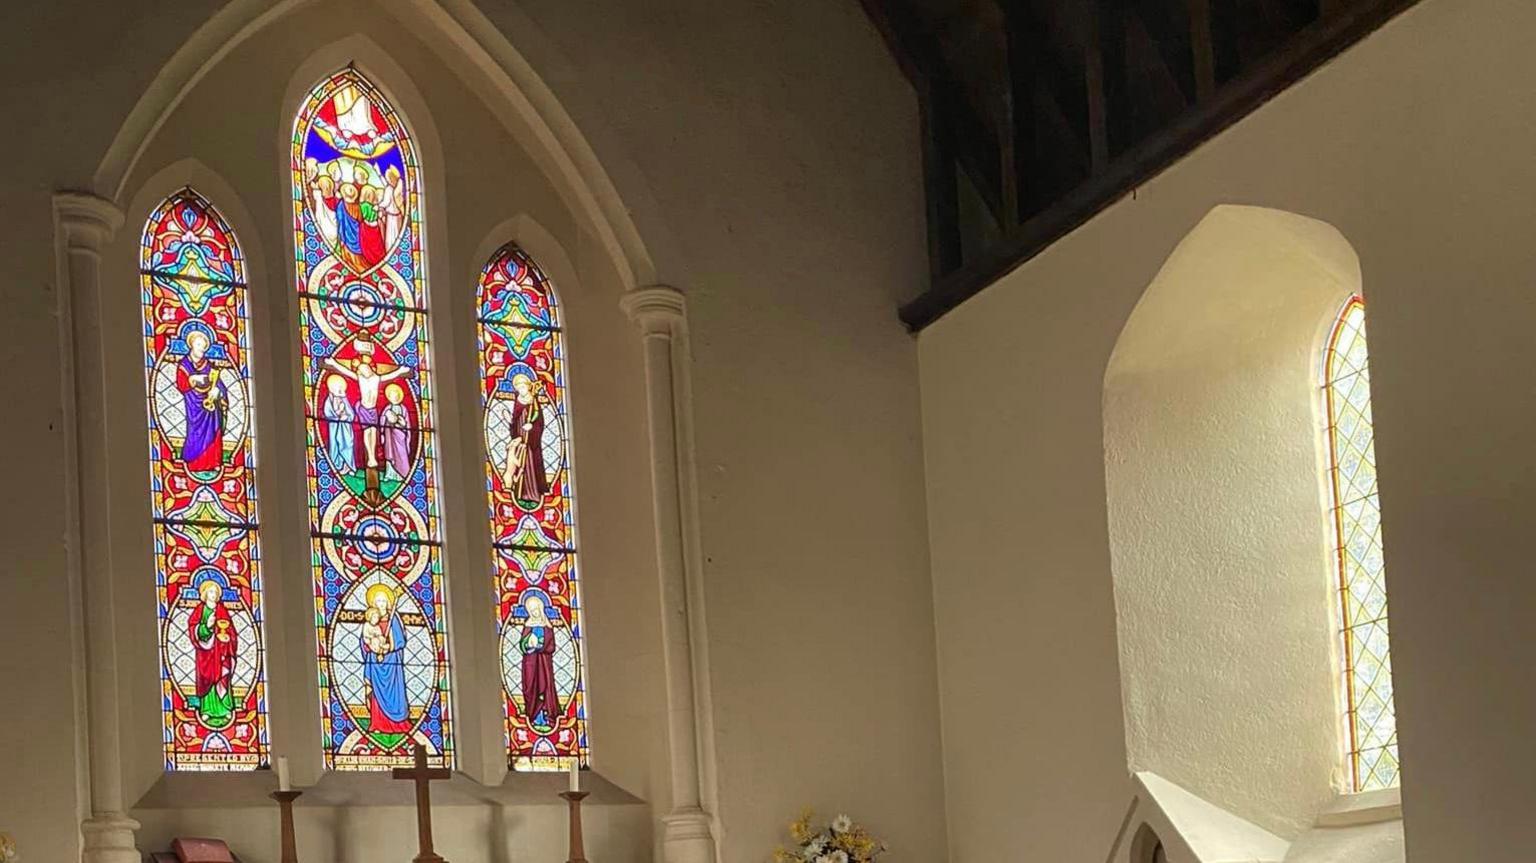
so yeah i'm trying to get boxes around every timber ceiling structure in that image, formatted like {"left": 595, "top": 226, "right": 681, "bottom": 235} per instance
{"left": 862, "top": 0, "right": 1421, "bottom": 329}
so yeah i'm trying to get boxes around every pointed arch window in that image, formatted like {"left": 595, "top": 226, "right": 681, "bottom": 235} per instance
{"left": 140, "top": 188, "right": 270, "bottom": 770}
{"left": 1323, "top": 296, "right": 1398, "bottom": 791}
{"left": 291, "top": 68, "right": 454, "bottom": 769}
{"left": 476, "top": 245, "right": 589, "bottom": 770}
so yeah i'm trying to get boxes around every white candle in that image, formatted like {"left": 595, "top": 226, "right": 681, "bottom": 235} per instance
{"left": 568, "top": 759, "right": 581, "bottom": 793}
{"left": 277, "top": 755, "right": 292, "bottom": 792}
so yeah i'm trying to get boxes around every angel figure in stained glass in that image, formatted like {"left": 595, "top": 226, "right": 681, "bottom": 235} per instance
{"left": 381, "top": 165, "right": 405, "bottom": 251}
{"left": 189, "top": 576, "right": 237, "bottom": 729}
{"left": 502, "top": 365, "right": 552, "bottom": 506}
{"left": 177, "top": 330, "right": 228, "bottom": 474}
{"left": 517, "top": 593, "right": 562, "bottom": 732}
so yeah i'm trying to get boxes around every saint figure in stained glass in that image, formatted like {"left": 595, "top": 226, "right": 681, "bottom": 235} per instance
{"left": 140, "top": 188, "right": 269, "bottom": 770}
{"left": 292, "top": 67, "right": 454, "bottom": 769}
{"left": 476, "top": 244, "right": 589, "bottom": 770}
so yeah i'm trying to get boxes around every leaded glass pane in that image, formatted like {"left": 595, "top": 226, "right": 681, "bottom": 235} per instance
{"left": 293, "top": 68, "right": 453, "bottom": 769}
{"left": 476, "top": 246, "right": 589, "bottom": 771}
{"left": 141, "top": 189, "right": 270, "bottom": 771}
{"left": 1324, "top": 297, "right": 1398, "bottom": 792}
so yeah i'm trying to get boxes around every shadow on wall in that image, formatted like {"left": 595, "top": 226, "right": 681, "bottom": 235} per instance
{"left": 1101, "top": 205, "right": 1362, "bottom": 839}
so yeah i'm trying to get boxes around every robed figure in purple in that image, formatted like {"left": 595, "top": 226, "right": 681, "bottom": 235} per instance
{"left": 517, "top": 594, "right": 561, "bottom": 731}
{"left": 176, "top": 331, "right": 227, "bottom": 473}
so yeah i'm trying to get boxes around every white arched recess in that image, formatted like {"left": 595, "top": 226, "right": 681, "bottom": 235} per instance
{"left": 1103, "top": 205, "right": 1372, "bottom": 841}
{"left": 53, "top": 3, "right": 718, "bottom": 862}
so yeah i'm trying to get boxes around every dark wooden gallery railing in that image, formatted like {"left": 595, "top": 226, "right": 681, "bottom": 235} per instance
{"left": 859, "top": 0, "right": 1422, "bottom": 330}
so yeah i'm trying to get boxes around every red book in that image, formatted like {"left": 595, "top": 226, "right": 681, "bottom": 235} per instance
{"left": 171, "top": 838, "right": 236, "bottom": 863}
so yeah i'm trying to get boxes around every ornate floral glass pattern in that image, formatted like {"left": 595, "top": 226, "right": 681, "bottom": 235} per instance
{"left": 1323, "top": 297, "right": 1398, "bottom": 791}
{"left": 141, "top": 188, "right": 270, "bottom": 770}
{"left": 292, "top": 68, "right": 453, "bottom": 769}
{"left": 476, "top": 245, "right": 589, "bottom": 770}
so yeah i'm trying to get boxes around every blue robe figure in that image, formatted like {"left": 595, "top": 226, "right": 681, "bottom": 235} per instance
{"left": 323, "top": 378, "right": 357, "bottom": 474}
{"left": 362, "top": 591, "right": 412, "bottom": 735}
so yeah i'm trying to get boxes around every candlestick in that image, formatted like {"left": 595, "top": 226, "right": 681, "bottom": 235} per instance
{"left": 270, "top": 790, "right": 302, "bottom": 863}
{"left": 277, "top": 755, "right": 292, "bottom": 791}
{"left": 560, "top": 790, "right": 590, "bottom": 863}
{"left": 568, "top": 759, "right": 581, "bottom": 793}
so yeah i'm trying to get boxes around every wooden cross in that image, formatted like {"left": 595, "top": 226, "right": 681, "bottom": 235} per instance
{"left": 392, "top": 743, "right": 452, "bottom": 863}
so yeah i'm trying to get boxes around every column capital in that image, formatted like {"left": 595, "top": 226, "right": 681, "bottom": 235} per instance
{"left": 54, "top": 191, "right": 124, "bottom": 255}
{"left": 620, "top": 285, "right": 687, "bottom": 336}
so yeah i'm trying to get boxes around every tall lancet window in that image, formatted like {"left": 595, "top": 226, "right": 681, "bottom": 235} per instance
{"left": 1323, "top": 296, "right": 1398, "bottom": 791}
{"left": 476, "top": 245, "right": 589, "bottom": 770}
{"left": 292, "top": 68, "right": 454, "bottom": 769}
{"left": 140, "top": 188, "right": 270, "bottom": 770}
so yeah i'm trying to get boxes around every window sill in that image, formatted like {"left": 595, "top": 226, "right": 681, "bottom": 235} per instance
{"left": 1316, "top": 787, "right": 1402, "bottom": 827}
{"left": 131, "top": 768, "right": 641, "bottom": 810}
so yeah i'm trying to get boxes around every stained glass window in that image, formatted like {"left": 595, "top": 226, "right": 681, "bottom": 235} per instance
{"left": 140, "top": 188, "right": 270, "bottom": 770}
{"left": 292, "top": 68, "right": 453, "bottom": 769}
{"left": 1323, "top": 296, "right": 1398, "bottom": 791}
{"left": 476, "top": 245, "right": 589, "bottom": 770}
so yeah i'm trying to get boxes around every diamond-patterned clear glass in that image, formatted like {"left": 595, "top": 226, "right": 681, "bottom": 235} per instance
{"left": 1324, "top": 297, "right": 1399, "bottom": 792}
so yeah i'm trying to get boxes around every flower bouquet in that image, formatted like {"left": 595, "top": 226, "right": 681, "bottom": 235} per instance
{"left": 773, "top": 810, "right": 887, "bottom": 863}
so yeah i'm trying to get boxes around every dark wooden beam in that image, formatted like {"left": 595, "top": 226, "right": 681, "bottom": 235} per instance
{"left": 858, "top": 0, "right": 1008, "bottom": 243}
{"left": 1000, "top": 0, "right": 1042, "bottom": 219}
{"left": 921, "top": 94, "right": 964, "bottom": 279}
{"left": 857, "top": 0, "right": 928, "bottom": 88}
{"left": 899, "top": 0, "right": 1422, "bottom": 331}
{"left": 1084, "top": 0, "right": 1111, "bottom": 172}
{"left": 1188, "top": 0, "right": 1217, "bottom": 100}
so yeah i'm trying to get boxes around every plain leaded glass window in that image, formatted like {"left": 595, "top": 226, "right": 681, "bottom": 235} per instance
{"left": 1322, "top": 296, "right": 1399, "bottom": 791}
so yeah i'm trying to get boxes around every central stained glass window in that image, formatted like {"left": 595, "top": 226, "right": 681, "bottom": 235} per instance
{"left": 291, "top": 67, "right": 453, "bottom": 769}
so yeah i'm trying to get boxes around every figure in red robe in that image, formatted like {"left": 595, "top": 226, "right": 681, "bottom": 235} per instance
{"left": 518, "top": 594, "right": 562, "bottom": 732}
{"left": 189, "top": 579, "right": 237, "bottom": 729}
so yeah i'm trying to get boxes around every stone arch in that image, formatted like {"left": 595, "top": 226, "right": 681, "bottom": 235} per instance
{"left": 93, "top": 0, "right": 656, "bottom": 291}
{"left": 1102, "top": 204, "right": 1363, "bottom": 837}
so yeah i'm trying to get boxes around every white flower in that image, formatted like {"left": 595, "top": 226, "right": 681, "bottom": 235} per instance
{"left": 831, "top": 814, "right": 853, "bottom": 835}
{"left": 801, "top": 836, "right": 827, "bottom": 860}
{"left": 814, "top": 852, "right": 849, "bottom": 863}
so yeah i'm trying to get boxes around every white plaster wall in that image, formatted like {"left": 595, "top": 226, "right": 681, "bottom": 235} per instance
{"left": 498, "top": 2, "right": 948, "bottom": 861}
{"left": 1286, "top": 821, "right": 1405, "bottom": 863}
{"left": 919, "top": 1, "right": 1536, "bottom": 860}
{"left": 0, "top": 0, "right": 945, "bottom": 860}
{"left": 1105, "top": 206, "right": 1359, "bottom": 838}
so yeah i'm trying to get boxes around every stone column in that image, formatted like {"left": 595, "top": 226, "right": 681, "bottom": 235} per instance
{"left": 54, "top": 192, "right": 141, "bottom": 863}
{"left": 620, "top": 286, "right": 718, "bottom": 863}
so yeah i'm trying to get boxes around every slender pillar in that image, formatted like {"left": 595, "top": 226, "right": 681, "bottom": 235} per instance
{"left": 620, "top": 286, "right": 718, "bottom": 863}
{"left": 55, "top": 192, "right": 140, "bottom": 863}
